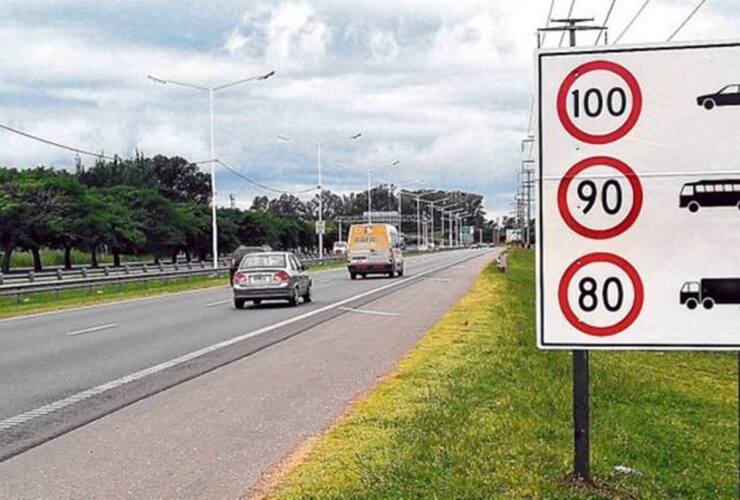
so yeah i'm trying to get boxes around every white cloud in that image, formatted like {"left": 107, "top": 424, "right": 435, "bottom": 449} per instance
{"left": 0, "top": 0, "right": 737, "bottom": 215}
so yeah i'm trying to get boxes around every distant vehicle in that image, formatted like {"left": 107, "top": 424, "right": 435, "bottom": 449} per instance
{"left": 332, "top": 241, "right": 348, "bottom": 255}
{"left": 232, "top": 252, "right": 311, "bottom": 309}
{"left": 679, "top": 179, "right": 740, "bottom": 212}
{"left": 680, "top": 278, "right": 740, "bottom": 310}
{"left": 347, "top": 223, "right": 404, "bottom": 279}
{"left": 697, "top": 84, "right": 740, "bottom": 110}
{"left": 229, "top": 245, "right": 272, "bottom": 284}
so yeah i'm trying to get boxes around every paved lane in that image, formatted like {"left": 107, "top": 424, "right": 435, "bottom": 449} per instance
{"left": 0, "top": 249, "right": 497, "bottom": 499}
{"left": 0, "top": 249, "right": 489, "bottom": 457}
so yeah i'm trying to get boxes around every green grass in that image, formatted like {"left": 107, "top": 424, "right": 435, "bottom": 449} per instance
{"left": 0, "top": 275, "right": 229, "bottom": 319}
{"left": 267, "top": 248, "right": 738, "bottom": 499}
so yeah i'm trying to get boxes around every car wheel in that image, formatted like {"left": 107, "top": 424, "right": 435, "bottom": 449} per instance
{"left": 252, "top": 299, "right": 262, "bottom": 306}
{"left": 350, "top": 272, "right": 357, "bottom": 280}
{"left": 688, "top": 201, "right": 700, "bottom": 213}
{"left": 303, "top": 286, "right": 313, "bottom": 303}
{"left": 398, "top": 266, "right": 404, "bottom": 277}
{"left": 234, "top": 298, "right": 246, "bottom": 309}
{"left": 702, "top": 298, "right": 714, "bottom": 310}
{"left": 703, "top": 99, "right": 715, "bottom": 110}
{"left": 361, "top": 273, "right": 367, "bottom": 279}
{"left": 288, "top": 288, "right": 299, "bottom": 307}
{"left": 686, "top": 299, "right": 698, "bottom": 310}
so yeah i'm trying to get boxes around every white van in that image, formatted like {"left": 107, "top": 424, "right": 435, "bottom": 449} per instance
{"left": 347, "top": 223, "right": 404, "bottom": 279}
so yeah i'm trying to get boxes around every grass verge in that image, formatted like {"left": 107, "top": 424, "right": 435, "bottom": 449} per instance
{"left": 265, "top": 248, "right": 737, "bottom": 499}
{"left": 0, "top": 275, "right": 229, "bottom": 320}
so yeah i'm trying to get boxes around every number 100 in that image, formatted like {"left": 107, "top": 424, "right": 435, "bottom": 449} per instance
{"left": 571, "top": 87, "right": 627, "bottom": 118}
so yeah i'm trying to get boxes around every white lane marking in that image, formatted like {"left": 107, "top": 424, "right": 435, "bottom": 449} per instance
{"left": 205, "top": 299, "right": 231, "bottom": 308}
{"left": 0, "top": 251, "right": 495, "bottom": 433}
{"left": 338, "top": 306, "right": 401, "bottom": 317}
{"left": 421, "top": 277, "right": 453, "bottom": 283}
{"left": 65, "top": 323, "right": 118, "bottom": 337}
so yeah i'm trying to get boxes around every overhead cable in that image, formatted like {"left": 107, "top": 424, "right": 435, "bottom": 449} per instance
{"left": 595, "top": 0, "right": 618, "bottom": 45}
{"left": 558, "top": 0, "right": 577, "bottom": 48}
{"left": 0, "top": 121, "right": 117, "bottom": 160}
{"left": 614, "top": 0, "right": 652, "bottom": 44}
{"left": 667, "top": 0, "right": 708, "bottom": 41}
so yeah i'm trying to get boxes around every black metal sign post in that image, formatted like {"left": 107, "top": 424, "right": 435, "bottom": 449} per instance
{"left": 573, "top": 350, "right": 590, "bottom": 480}
{"left": 538, "top": 18, "right": 605, "bottom": 482}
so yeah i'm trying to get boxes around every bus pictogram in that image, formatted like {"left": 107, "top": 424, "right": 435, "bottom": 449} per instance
{"left": 679, "top": 179, "right": 740, "bottom": 212}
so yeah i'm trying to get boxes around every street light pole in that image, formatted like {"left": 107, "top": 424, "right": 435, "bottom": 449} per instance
{"left": 318, "top": 143, "right": 323, "bottom": 257}
{"left": 209, "top": 88, "right": 216, "bottom": 268}
{"left": 277, "top": 133, "right": 362, "bottom": 260}
{"left": 336, "top": 160, "right": 400, "bottom": 225}
{"left": 147, "top": 70, "right": 275, "bottom": 270}
{"left": 367, "top": 170, "right": 372, "bottom": 223}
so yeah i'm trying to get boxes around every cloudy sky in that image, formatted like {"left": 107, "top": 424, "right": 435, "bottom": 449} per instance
{"left": 1, "top": 0, "right": 738, "bottom": 217}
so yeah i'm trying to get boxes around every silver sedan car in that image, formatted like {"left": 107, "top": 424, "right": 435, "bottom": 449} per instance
{"left": 232, "top": 252, "right": 312, "bottom": 309}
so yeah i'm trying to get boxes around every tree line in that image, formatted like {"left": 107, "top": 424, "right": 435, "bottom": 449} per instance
{"left": 0, "top": 155, "right": 488, "bottom": 272}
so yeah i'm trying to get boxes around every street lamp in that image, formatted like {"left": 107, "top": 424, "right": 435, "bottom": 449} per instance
{"left": 447, "top": 208, "right": 466, "bottom": 247}
{"left": 427, "top": 196, "right": 449, "bottom": 248}
{"left": 378, "top": 177, "right": 422, "bottom": 232}
{"left": 336, "top": 160, "right": 400, "bottom": 224}
{"left": 147, "top": 70, "right": 275, "bottom": 270}
{"left": 277, "top": 133, "right": 362, "bottom": 259}
{"left": 438, "top": 204, "right": 460, "bottom": 248}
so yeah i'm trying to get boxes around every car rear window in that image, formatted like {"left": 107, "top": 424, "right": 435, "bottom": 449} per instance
{"left": 240, "top": 254, "right": 286, "bottom": 269}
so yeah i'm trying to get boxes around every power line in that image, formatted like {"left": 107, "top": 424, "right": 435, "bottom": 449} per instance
{"left": 539, "top": 0, "right": 557, "bottom": 46}
{"left": 667, "top": 0, "right": 708, "bottom": 41}
{"left": 0, "top": 121, "right": 117, "bottom": 161}
{"left": 0, "top": 120, "right": 317, "bottom": 197}
{"left": 595, "top": 0, "right": 618, "bottom": 45}
{"left": 215, "top": 159, "right": 316, "bottom": 196}
{"left": 558, "top": 0, "right": 577, "bottom": 47}
{"left": 614, "top": 0, "right": 652, "bottom": 44}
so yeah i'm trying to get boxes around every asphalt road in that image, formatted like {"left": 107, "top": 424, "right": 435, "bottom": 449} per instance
{"left": 0, "top": 248, "right": 493, "bottom": 462}
{"left": 0, "top": 247, "right": 498, "bottom": 499}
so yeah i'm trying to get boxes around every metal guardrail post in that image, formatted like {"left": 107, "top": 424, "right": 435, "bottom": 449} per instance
{"left": 104, "top": 267, "right": 110, "bottom": 276}
{"left": 56, "top": 269, "right": 63, "bottom": 280}
{"left": 0, "top": 273, "right": 4, "bottom": 285}
{"left": 158, "top": 262, "right": 164, "bottom": 272}
{"left": 28, "top": 271, "right": 35, "bottom": 282}
{"left": 124, "top": 264, "right": 130, "bottom": 275}
{"left": 142, "top": 264, "right": 148, "bottom": 273}
{"left": 81, "top": 268, "right": 88, "bottom": 278}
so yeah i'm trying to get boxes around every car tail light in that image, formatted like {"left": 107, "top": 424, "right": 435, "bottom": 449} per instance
{"left": 233, "top": 272, "right": 248, "bottom": 285}
{"left": 273, "top": 271, "right": 290, "bottom": 284}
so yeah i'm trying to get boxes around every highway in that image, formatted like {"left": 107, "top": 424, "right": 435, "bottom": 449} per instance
{"left": 0, "top": 248, "right": 495, "bottom": 466}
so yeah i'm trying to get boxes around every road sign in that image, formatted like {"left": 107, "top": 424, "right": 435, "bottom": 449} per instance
{"left": 506, "top": 229, "right": 522, "bottom": 243}
{"left": 537, "top": 41, "right": 740, "bottom": 350}
{"left": 315, "top": 221, "right": 325, "bottom": 235}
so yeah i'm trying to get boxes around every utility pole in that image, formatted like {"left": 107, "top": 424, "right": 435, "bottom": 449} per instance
{"left": 537, "top": 16, "right": 605, "bottom": 483}
{"left": 229, "top": 193, "right": 236, "bottom": 209}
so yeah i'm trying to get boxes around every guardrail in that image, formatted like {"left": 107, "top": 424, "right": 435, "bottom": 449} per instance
{"left": 0, "top": 247, "right": 485, "bottom": 301}
{"left": 0, "top": 255, "right": 345, "bottom": 301}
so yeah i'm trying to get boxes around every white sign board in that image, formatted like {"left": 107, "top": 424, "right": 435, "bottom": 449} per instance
{"left": 537, "top": 41, "right": 740, "bottom": 350}
{"left": 506, "top": 229, "right": 522, "bottom": 243}
{"left": 315, "top": 221, "right": 326, "bottom": 235}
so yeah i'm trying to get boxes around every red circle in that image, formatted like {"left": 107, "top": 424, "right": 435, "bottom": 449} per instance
{"left": 557, "top": 60, "right": 642, "bottom": 144}
{"left": 558, "top": 253, "right": 644, "bottom": 337}
{"left": 557, "top": 156, "right": 643, "bottom": 240}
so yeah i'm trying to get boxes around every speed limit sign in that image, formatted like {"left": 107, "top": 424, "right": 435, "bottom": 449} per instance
{"left": 537, "top": 41, "right": 740, "bottom": 350}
